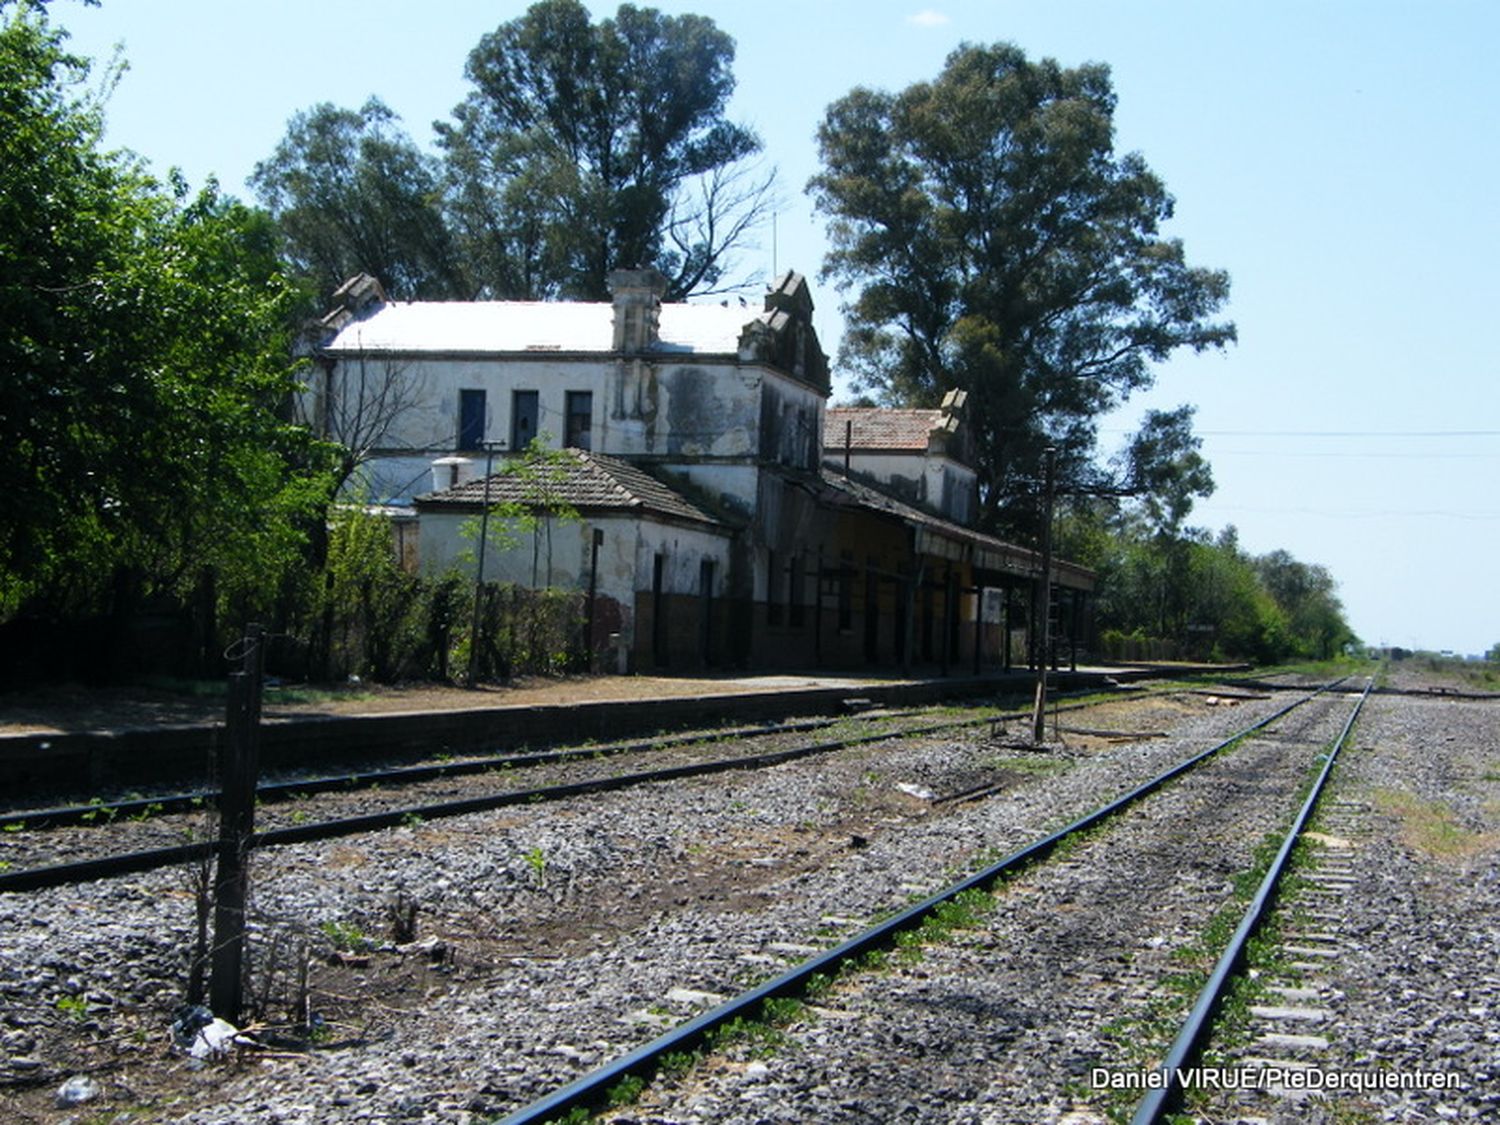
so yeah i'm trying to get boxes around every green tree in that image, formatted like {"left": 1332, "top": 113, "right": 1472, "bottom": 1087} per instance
{"left": 250, "top": 98, "right": 460, "bottom": 302}
{"left": 1119, "top": 406, "right": 1214, "bottom": 540}
{"left": 1254, "top": 549, "right": 1353, "bottom": 659}
{"left": 0, "top": 10, "right": 324, "bottom": 634}
{"left": 1115, "top": 405, "right": 1215, "bottom": 637}
{"left": 438, "top": 0, "right": 774, "bottom": 300}
{"left": 811, "top": 42, "right": 1235, "bottom": 536}
{"left": 461, "top": 438, "right": 582, "bottom": 587}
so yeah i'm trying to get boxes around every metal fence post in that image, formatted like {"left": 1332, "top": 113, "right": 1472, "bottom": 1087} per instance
{"left": 209, "top": 624, "right": 263, "bottom": 1022}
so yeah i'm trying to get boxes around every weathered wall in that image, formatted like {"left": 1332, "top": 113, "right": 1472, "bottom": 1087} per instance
{"left": 418, "top": 511, "right": 732, "bottom": 663}
{"left": 318, "top": 350, "right": 824, "bottom": 512}
{"left": 826, "top": 451, "right": 977, "bottom": 524}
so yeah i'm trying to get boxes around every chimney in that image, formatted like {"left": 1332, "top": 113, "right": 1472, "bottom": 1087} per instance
{"left": 319, "top": 273, "right": 388, "bottom": 336}
{"left": 608, "top": 268, "right": 668, "bottom": 353}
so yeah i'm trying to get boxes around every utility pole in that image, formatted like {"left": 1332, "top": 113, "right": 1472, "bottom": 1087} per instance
{"left": 1031, "top": 447, "right": 1057, "bottom": 743}
{"left": 583, "top": 528, "right": 603, "bottom": 671}
{"left": 467, "top": 440, "right": 503, "bottom": 688}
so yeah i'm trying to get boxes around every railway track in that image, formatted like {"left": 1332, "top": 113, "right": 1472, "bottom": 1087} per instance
{"left": 1129, "top": 679, "right": 1371, "bottom": 1123}
{"left": 0, "top": 691, "right": 1152, "bottom": 893}
{"left": 488, "top": 679, "right": 1364, "bottom": 1124}
{"left": 0, "top": 678, "right": 1354, "bottom": 1121}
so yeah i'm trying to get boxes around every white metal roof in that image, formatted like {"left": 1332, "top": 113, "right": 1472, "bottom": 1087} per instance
{"left": 322, "top": 300, "right": 756, "bottom": 356}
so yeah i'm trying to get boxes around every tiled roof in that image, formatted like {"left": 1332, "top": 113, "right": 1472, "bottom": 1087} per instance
{"left": 322, "top": 300, "right": 755, "bottom": 356}
{"left": 824, "top": 408, "right": 944, "bottom": 451}
{"left": 415, "top": 449, "right": 724, "bottom": 528}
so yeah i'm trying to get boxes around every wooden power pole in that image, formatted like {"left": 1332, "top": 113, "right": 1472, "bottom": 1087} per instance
{"left": 1031, "top": 448, "right": 1057, "bottom": 744}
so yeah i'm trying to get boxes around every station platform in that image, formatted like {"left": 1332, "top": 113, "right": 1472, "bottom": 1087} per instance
{"left": 0, "top": 662, "right": 1241, "bottom": 801}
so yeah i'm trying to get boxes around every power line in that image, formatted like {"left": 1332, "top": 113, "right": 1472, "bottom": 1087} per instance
{"left": 1100, "top": 428, "right": 1500, "bottom": 438}
{"left": 1211, "top": 505, "right": 1500, "bottom": 520}
{"left": 1211, "top": 450, "right": 1500, "bottom": 460}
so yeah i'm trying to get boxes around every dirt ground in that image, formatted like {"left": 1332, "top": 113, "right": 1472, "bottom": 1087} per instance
{"left": 0, "top": 671, "right": 904, "bottom": 737}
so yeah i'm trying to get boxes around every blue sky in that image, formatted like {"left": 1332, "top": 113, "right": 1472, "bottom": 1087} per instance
{"left": 53, "top": 0, "right": 1499, "bottom": 655}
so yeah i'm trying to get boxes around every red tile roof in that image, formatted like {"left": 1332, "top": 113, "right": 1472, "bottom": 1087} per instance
{"left": 824, "top": 408, "right": 943, "bottom": 451}
{"left": 415, "top": 449, "right": 724, "bottom": 528}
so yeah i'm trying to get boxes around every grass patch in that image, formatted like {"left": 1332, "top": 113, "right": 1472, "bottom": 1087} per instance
{"left": 1372, "top": 788, "right": 1493, "bottom": 859}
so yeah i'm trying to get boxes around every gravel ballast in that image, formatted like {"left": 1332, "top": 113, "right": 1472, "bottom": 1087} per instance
{"left": 4, "top": 676, "right": 1492, "bottom": 1124}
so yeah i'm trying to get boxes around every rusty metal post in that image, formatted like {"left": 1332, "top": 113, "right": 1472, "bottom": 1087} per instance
{"left": 209, "top": 624, "right": 264, "bottom": 1022}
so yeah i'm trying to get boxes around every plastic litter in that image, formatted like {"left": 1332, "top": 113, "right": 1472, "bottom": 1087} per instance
{"left": 170, "top": 1004, "right": 244, "bottom": 1060}
{"left": 56, "top": 1075, "right": 100, "bottom": 1107}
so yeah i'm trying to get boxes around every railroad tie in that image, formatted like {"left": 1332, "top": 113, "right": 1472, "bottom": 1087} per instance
{"left": 1236, "top": 816, "right": 1366, "bottom": 1104}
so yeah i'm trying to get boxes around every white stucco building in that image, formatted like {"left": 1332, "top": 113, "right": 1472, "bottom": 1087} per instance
{"left": 309, "top": 269, "right": 1094, "bottom": 672}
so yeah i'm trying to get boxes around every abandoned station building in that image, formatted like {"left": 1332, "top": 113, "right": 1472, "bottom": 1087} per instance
{"left": 311, "top": 269, "right": 1094, "bottom": 672}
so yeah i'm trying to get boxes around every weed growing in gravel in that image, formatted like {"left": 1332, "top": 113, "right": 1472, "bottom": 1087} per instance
{"left": 54, "top": 993, "right": 88, "bottom": 1021}
{"left": 319, "top": 920, "right": 369, "bottom": 953}
{"left": 540, "top": 1106, "right": 590, "bottom": 1124}
{"left": 129, "top": 801, "right": 166, "bottom": 822}
{"left": 79, "top": 797, "right": 116, "bottom": 825}
{"left": 524, "top": 846, "right": 548, "bottom": 888}
{"left": 606, "top": 1074, "right": 645, "bottom": 1106}
{"left": 658, "top": 1049, "right": 701, "bottom": 1078}
{"left": 1094, "top": 720, "right": 1353, "bottom": 1117}
{"left": 705, "top": 1014, "right": 787, "bottom": 1058}
{"left": 760, "top": 996, "right": 807, "bottom": 1026}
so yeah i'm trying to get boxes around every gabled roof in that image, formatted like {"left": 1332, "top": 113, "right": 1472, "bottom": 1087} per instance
{"left": 322, "top": 300, "right": 756, "bottom": 357}
{"left": 414, "top": 449, "right": 726, "bottom": 529}
{"left": 824, "top": 408, "right": 949, "bottom": 452}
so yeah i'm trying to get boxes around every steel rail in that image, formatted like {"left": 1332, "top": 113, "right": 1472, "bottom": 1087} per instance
{"left": 1, "top": 708, "right": 1026, "bottom": 893}
{"left": 0, "top": 683, "right": 1168, "bottom": 891}
{"left": 1130, "top": 678, "right": 1372, "bottom": 1124}
{"left": 0, "top": 715, "right": 853, "bottom": 830}
{"left": 2, "top": 684, "right": 1162, "bottom": 831}
{"left": 494, "top": 679, "right": 1350, "bottom": 1125}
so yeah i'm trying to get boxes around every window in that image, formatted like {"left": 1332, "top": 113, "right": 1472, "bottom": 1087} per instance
{"left": 565, "top": 391, "right": 593, "bottom": 450}
{"left": 512, "top": 390, "right": 538, "bottom": 452}
{"left": 458, "top": 389, "right": 486, "bottom": 450}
